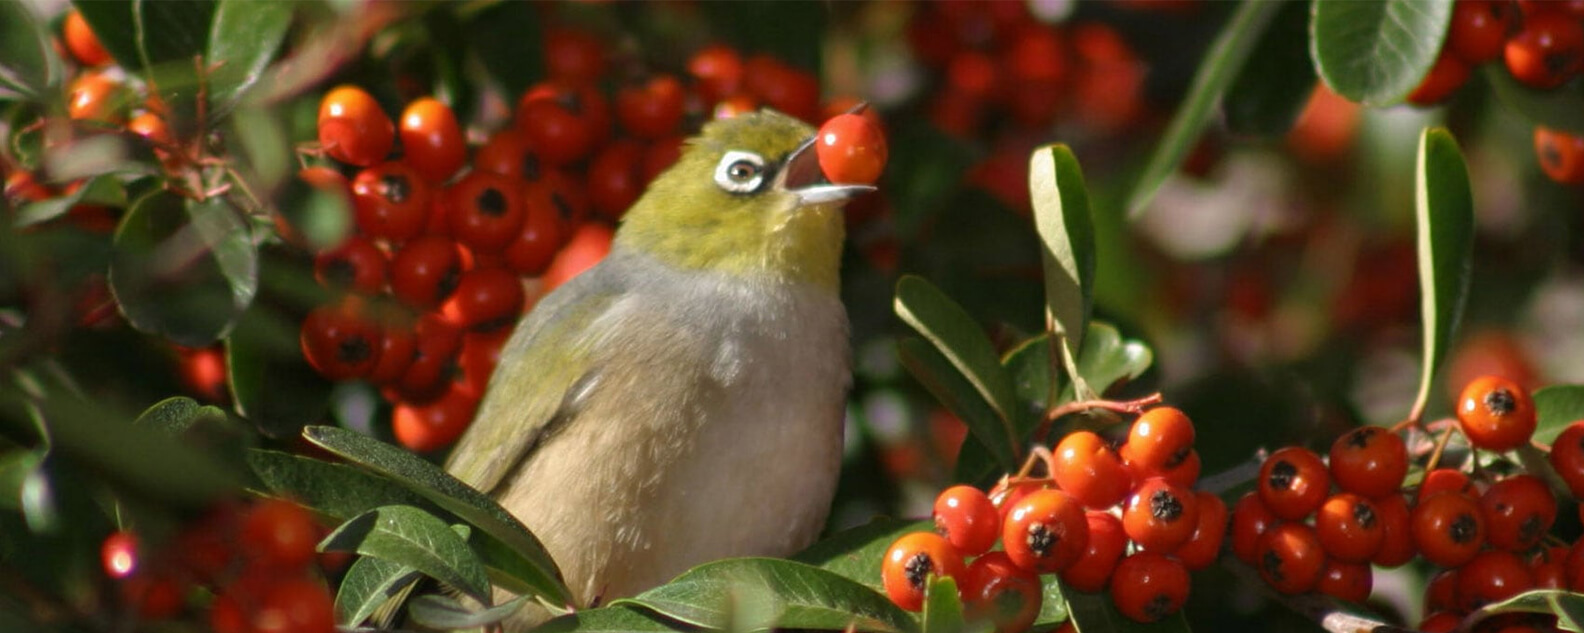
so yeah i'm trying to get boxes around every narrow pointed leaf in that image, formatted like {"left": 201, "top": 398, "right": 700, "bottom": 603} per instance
{"left": 1030, "top": 144, "right": 1096, "bottom": 361}
{"left": 1127, "top": 0, "right": 1281, "bottom": 216}
{"left": 245, "top": 449, "right": 441, "bottom": 520}
{"left": 613, "top": 558, "right": 917, "bottom": 633}
{"left": 1536, "top": 385, "right": 1584, "bottom": 444}
{"left": 335, "top": 555, "right": 420, "bottom": 626}
{"left": 320, "top": 505, "right": 492, "bottom": 602}
{"left": 206, "top": 0, "right": 293, "bottom": 118}
{"left": 1407, "top": 128, "right": 1474, "bottom": 421}
{"left": 133, "top": 396, "right": 226, "bottom": 435}
{"left": 1224, "top": 0, "right": 1316, "bottom": 136}
{"left": 1484, "top": 65, "right": 1584, "bottom": 135}
{"left": 303, "top": 425, "right": 572, "bottom": 604}
{"left": 536, "top": 606, "right": 698, "bottom": 633}
{"left": 899, "top": 337, "right": 1017, "bottom": 471}
{"left": 408, "top": 594, "right": 530, "bottom": 630}
{"left": 1310, "top": 0, "right": 1454, "bottom": 106}
{"left": 14, "top": 176, "right": 127, "bottom": 228}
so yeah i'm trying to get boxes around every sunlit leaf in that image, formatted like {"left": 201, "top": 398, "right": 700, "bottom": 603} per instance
{"left": 1406, "top": 128, "right": 1474, "bottom": 422}
{"left": 1030, "top": 144, "right": 1095, "bottom": 368}
{"left": 335, "top": 555, "right": 420, "bottom": 627}
{"left": 206, "top": 0, "right": 293, "bottom": 117}
{"left": 320, "top": 504, "right": 492, "bottom": 603}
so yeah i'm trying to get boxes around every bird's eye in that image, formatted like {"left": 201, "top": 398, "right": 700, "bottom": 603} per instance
{"left": 714, "top": 150, "right": 767, "bottom": 194}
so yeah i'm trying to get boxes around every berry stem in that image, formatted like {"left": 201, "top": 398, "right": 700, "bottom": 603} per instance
{"left": 1416, "top": 425, "right": 1459, "bottom": 504}
{"left": 1034, "top": 393, "right": 1164, "bottom": 444}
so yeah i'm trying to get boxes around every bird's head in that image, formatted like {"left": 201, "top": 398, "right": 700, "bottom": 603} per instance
{"left": 615, "top": 109, "right": 874, "bottom": 291}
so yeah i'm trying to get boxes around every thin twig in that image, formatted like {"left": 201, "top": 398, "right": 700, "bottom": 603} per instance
{"left": 1031, "top": 393, "right": 1163, "bottom": 445}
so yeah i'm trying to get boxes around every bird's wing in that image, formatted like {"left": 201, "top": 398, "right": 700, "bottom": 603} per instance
{"left": 444, "top": 265, "right": 623, "bottom": 495}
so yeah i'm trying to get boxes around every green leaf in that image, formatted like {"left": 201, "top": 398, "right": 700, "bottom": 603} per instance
{"left": 0, "top": 450, "right": 43, "bottom": 511}
{"left": 1466, "top": 590, "right": 1584, "bottom": 632}
{"left": 303, "top": 426, "right": 572, "bottom": 604}
{"left": 132, "top": 0, "right": 216, "bottom": 68}
{"left": 335, "top": 555, "right": 420, "bottom": 627}
{"left": 1036, "top": 576, "right": 1069, "bottom": 627}
{"left": 109, "top": 190, "right": 253, "bottom": 347}
{"left": 1536, "top": 385, "right": 1584, "bottom": 445}
{"left": 1223, "top": 0, "right": 1317, "bottom": 136}
{"left": 1484, "top": 65, "right": 1584, "bottom": 135}
{"left": 1056, "top": 579, "right": 1189, "bottom": 633}
{"left": 0, "top": 2, "right": 62, "bottom": 99}
{"left": 467, "top": 1, "right": 545, "bottom": 100}
{"left": 133, "top": 396, "right": 227, "bottom": 435}
{"left": 1407, "top": 128, "right": 1474, "bottom": 422}
{"left": 408, "top": 594, "right": 530, "bottom": 630}
{"left": 536, "top": 605, "right": 699, "bottom": 633}
{"left": 895, "top": 276, "right": 1021, "bottom": 468}
{"left": 226, "top": 299, "right": 332, "bottom": 439}
{"left": 14, "top": 176, "right": 128, "bottom": 228}
{"left": 1310, "top": 0, "right": 1454, "bottom": 106}
{"left": 1061, "top": 322, "right": 1154, "bottom": 404}
{"left": 1029, "top": 144, "right": 1096, "bottom": 371}
{"left": 899, "top": 337, "right": 1017, "bottom": 473}
{"left": 246, "top": 449, "right": 442, "bottom": 520}
{"left": 922, "top": 577, "right": 975, "bottom": 633}
{"left": 614, "top": 558, "right": 917, "bottom": 633}
{"left": 321, "top": 505, "right": 492, "bottom": 603}
{"left": 205, "top": 0, "right": 293, "bottom": 118}
{"left": 1126, "top": 0, "right": 1282, "bottom": 216}
{"left": 792, "top": 518, "right": 930, "bottom": 592}
{"left": 42, "top": 133, "right": 158, "bottom": 182}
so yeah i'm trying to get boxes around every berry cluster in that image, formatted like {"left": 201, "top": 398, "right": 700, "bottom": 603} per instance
{"left": 882, "top": 406, "right": 1215, "bottom": 626}
{"left": 1236, "top": 374, "right": 1570, "bottom": 631}
{"left": 295, "top": 36, "right": 885, "bottom": 454}
{"left": 101, "top": 499, "right": 342, "bottom": 633}
{"left": 1404, "top": 0, "right": 1584, "bottom": 186}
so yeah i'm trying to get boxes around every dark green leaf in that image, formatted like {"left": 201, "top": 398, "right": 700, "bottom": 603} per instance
{"left": 1224, "top": 0, "right": 1317, "bottom": 136}
{"left": 133, "top": 396, "right": 227, "bottom": 436}
{"left": 408, "top": 594, "right": 529, "bottom": 630}
{"left": 132, "top": 0, "right": 216, "bottom": 67}
{"left": 1484, "top": 65, "right": 1584, "bottom": 135}
{"left": 1030, "top": 144, "right": 1096, "bottom": 370}
{"left": 0, "top": 2, "right": 61, "bottom": 98}
{"left": 320, "top": 504, "right": 492, "bottom": 602}
{"left": 1537, "top": 385, "right": 1584, "bottom": 445}
{"left": 1466, "top": 590, "right": 1584, "bottom": 632}
{"left": 895, "top": 276, "right": 1021, "bottom": 467}
{"left": 0, "top": 449, "right": 43, "bottom": 511}
{"left": 335, "top": 555, "right": 420, "bottom": 627}
{"left": 272, "top": 168, "right": 354, "bottom": 251}
{"left": 43, "top": 133, "right": 158, "bottom": 182}
{"left": 109, "top": 190, "right": 251, "bottom": 346}
{"left": 1407, "top": 128, "right": 1474, "bottom": 422}
{"left": 1127, "top": 0, "right": 1282, "bottom": 215}
{"left": 14, "top": 176, "right": 127, "bottom": 228}
{"left": 246, "top": 449, "right": 442, "bottom": 520}
{"left": 303, "top": 426, "right": 572, "bottom": 604}
{"left": 899, "top": 337, "right": 1017, "bottom": 473}
{"left": 1310, "top": 0, "right": 1453, "bottom": 105}
{"left": 536, "top": 605, "right": 699, "bottom": 633}
{"left": 206, "top": 0, "right": 293, "bottom": 118}
{"left": 72, "top": 1, "right": 141, "bottom": 70}
{"left": 792, "top": 517, "right": 930, "bottom": 592}
{"left": 1056, "top": 578, "right": 1188, "bottom": 633}
{"left": 226, "top": 301, "right": 332, "bottom": 439}
{"left": 614, "top": 558, "right": 917, "bottom": 633}
{"left": 466, "top": 1, "right": 544, "bottom": 99}
{"left": 697, "top": 3, "right": 823, "bottom": 71}
{"left": 190, "top": 197, "right": 258, "bottom": 311}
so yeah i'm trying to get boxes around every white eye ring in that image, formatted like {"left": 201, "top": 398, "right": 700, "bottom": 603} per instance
{"left": 714, "top": 150, "right": 767, "bottom": 193}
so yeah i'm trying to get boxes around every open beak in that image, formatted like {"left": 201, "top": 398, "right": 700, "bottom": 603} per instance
{"left": 779, "top": 135, "right": 876, "bottom": 206}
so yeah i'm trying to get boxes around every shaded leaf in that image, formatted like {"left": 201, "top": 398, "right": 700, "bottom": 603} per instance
{"left": 109, "top": 190, "right": 251, "bottom": 347}
{"left": 226, "top": 299, "right": 332, "bottom": 439}
{"left": 0, "top": 2, "right": 61, "bottom": 98}
{"left": 1536, "top": 385, "right": 1584, "bottom": 445}
{"left": 245, "top": 449, "right": 441, "bottom": 520}
{"left": 1466, "top": 590, "right": 1584, "bottom": 632}
{"left": 1310, "top": 0, "right": 1453, "bottom": 105}
{"left": 1484, "top": 65, "right": 1584, "bottom": 135}
{"left": 0, "top": 449, "right": 43, "bottom": 511}
{"left": 133, "top": 0, "right": 216, "bottom": 67}
{"left": 303, "top": 426, "right": 572, "bottom": 604}
{"left": 206, "top": 0, "right": 293, "bottom": 118}
{"left": 1224, "top": 0, "right": 1316, "bottom": 136}
{"left": 132, "top": 396, "right": 226, "bottom": 436}
{"left": 792, "top": 517, "right": 930, "bottom": 592}
{"left": 1056, "top": 578, "right": 1189, "bottom": 633}
{"left": 1060, "top": 322, "right": 1154, "bottom": 404}
{"left": 1407, "top": 128, "right": 1474, "bottom": 422}
{"left": 922, "top": 577, "right": 975, "bottom": 633}
{"left": 320, "top": 504, "right": 492, "bottom": 603}
{"left": 536, "top": 605, "right": 699, "bottom": 633}
{"left": 1127, "top": 0, "right": 1282, "bottom": 215}
{"left": 14, "top": 176, "right": 127, "bottom": 228}
{"left": 335, "top": 555, "right": 420, "bottom": 627}
{"left": 408, "top": 594, "right": 529, "bottom": 630}
{"left": 899, "top": 337, "right": 1017, "bottom": 473}
{"left": 614, "top": 558, "right": 917, "bottom": 633}
{"left": 1029, "top": 144, "right": 1096, "bottom": 367}
{"left": 467, "top": 1, "right": 544, "bottom": 100}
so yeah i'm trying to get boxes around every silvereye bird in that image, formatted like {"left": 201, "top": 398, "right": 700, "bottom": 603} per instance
{"left": 444, "top": 109, "right": 873, "bottom": 617}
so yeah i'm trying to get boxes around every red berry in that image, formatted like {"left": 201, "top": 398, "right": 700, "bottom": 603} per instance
{"left": 1258, "top": 446, "right": 1330, "bottom": 521}
{"left": 399, "top": 97, "right": 467, "bottom": 183}
{"left": 1328, "top": 426, "right": 1408, "bottom": 499}
{"left": 1120, "top": 407, "right": 1197, "bottom": 479}
{"left": 314, "top": 235, "right": 387, "bottom": 295}
{"left": 881, "top": 532, "right": 965, "bottom": 612}
{"left": 390, "top": 235, "right": 464, "bottom": 310}
{"left": 1256, "top": 522, "right": 1325, "bottom": 594}
{"left": 542, "top": 223, "right": 614, "bottom": 294}
{"left": 689, "top": 45, "right": 745, "bottom": 105}
{"left": 63, "top": 9, "right": 112, "bottom": 66}
{"left": 102, "top": 530, "right": 140, "bottom": 579}
{"left": 240, "top": 499, "right": 320, "bottom": 571}
{"left": 744, "top": 55, "right": 821, "bottom": 122}
{"left": 1109, "top": 552, "right": 1189, "bottom": 623}
{"left": 1050, "top": 430, "right": 1132, "bottom": 509}
{"left": 447, "top": 171, "right": 527, "bottom": 254}
{"left": 1550, "top": 421, "right": 1584, "bottom": 497}
{"left": 1407, "top": 50, "right": 1470, "bottom": 106}
{"left": 1534, "top": 126, "right": 1584, "bottom": 185}
{"left": 932, "top": 485, "right": 1000, "bottom": 556}
{"left": 1505, "top": 10, "right": 1584, "bottom": 88}
{"left": 1419, "top": 468, "right": 1475, "bottom": 500}
{"left": 67, "top": 72, "right": 127, "bottom": 123}
{"left": 440, "top": 267, "right": 525, "bottom": 333}
{"left": 1316, "top": 560, "right": 1372, "bottom": 604}
{"left": 960, "top": 551, "right": 1042, "bottom": 633}
{"left": 1370, "top": 493, "right": 1417, "bottom": 567}
{"left": 367, "top": 317, "right": 417, "bottom": 386}
{"left": 816, "top": 113, "right": 888, "bottom": 186}
{"left": 1174, "top": 490, "right": 1228, "bottom": 571}
{"left": 252, "top": 577, "right": 336, "bottom": 633}
{"left": 505, "top": 183, "right": 568, "bottom": 277}
{"left": 1480, "top": 474, "right": 1556, "bottom": 551}
{"left": 1314, "top": 493, "right": 1386, "bottom": 563}
{"left": 1059, "top": 511, "right": 1127, "bottom": 592}
{"left": 616, "top": 74, "right": 686, "bottom": 140}
{"left": 544, "top": 27, "right": 608, "bottom": 84}
{"left": 1456, "top": 374, "right": 1536, "bottom": 452}
{"left": 390, "top": 314, "right": 463, "bottom": 403}
{"left": 587, "top": 139, "right": 646, "bottom": 221}
{"left": 300, "top": 299, "right": 382, "bottom": 380}
{"left": 318, "top": 85, "right": 394, "bottom": 167}
{"left": 1231, "top": 491, "right": 1278, "bottom": 565}
{"left": 1456, "top": 550, "right": 1534, "bottom": 611}
{"left": 516, "top": 83, "right": 611, "bottom": 167}
{"left": 1449, "top": 0, "right": 1515, "bottom": 64}
{"left": 1002, "top": 489, "right": 1088, "bottom": 573}
{"left": 1411, "top": 491, "right": 1487, "bottom": 568}
{"left": 1122, "top": 477, "right": 1199, "bottom": 553}
{"left": 393, "top": 384, "right": 480, "bottom": 452}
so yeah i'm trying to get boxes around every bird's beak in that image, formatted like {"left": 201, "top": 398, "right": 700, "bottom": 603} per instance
{"left": 779, "top": 135, "right": 876, "bottom": 206}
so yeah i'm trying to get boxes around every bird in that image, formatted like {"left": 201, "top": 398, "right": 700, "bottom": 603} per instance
{"left": 443, "top": 108, "right": 874, "bottom": 623}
